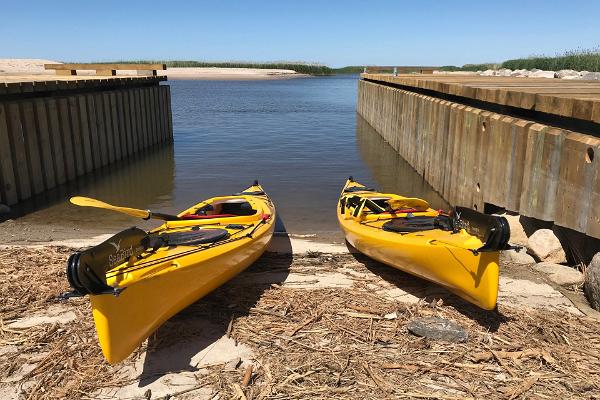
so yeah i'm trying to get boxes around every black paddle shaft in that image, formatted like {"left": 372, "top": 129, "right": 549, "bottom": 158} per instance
{"left": 146, "top": 211, "right": 181, "bottom": 221}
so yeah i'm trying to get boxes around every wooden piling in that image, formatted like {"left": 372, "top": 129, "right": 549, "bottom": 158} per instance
{"left": 0, "top": 76, "right": 172, "bottom": 207}
{"left": 357, "top": 75, "right": 600, "bottom": 239}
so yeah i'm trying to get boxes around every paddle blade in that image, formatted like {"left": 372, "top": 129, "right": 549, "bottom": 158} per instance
{"left": 70, "top": 196, "right": 150, "bottom": 219}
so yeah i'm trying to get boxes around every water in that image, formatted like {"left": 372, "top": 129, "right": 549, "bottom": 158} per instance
{"left": 9, "top": 75, "right": 447, "bottom": 240}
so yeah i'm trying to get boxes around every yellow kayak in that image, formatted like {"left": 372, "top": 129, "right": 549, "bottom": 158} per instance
{"left": 65, "top": 182, "right": 275, "bottom": 363}
{"left": 337, "top": 178, "right": 509, "bottom": 310}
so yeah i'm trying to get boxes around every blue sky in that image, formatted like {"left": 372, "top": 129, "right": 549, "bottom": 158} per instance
{"left": 1, "top": 0, "right": 598, "bottom": 67}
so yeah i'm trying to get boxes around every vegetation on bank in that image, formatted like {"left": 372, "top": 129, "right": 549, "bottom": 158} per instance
{"left": 101, "top": 60, "right": 334, "bottom": 75}
{"left": 100, "top": 48, "right": 600, "bottom": 75}
{"left": 502, "top": 48, "right": 600, "bottom": 71}
{"left": 441, "top": 48, "right": 600, "bottom": 72}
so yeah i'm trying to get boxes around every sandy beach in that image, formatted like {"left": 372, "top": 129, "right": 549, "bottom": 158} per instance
{"left": 0, "top": 59, "right": 308, "bottom": 80}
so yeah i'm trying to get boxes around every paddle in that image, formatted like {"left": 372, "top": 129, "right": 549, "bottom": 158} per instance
{"left": 70, "top": 196, "right": 181, "bottom": 221}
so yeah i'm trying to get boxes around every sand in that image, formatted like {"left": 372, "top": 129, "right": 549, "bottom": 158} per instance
{"left": 0, "top": 59, "right": 308, "bottom": 80}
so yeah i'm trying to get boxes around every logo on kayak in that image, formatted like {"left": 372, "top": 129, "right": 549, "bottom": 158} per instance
{"left": 107, "top": 244, "right": 144, "bottom": 268}
{"left": 108, "top": 239, "right": 122, "bottom": 252}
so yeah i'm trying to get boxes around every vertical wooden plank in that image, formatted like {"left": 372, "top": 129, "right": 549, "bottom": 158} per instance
{"left": 165, "top": 85, "right": 173, "bottom": 140}
{"left": 58, "top": 98, "right": 77, "bottom": 181}
{"left": 150, "top": 86, "right": 160, "bottom": 145}
{"left": 86, "top": 95, "right": 102, "bottom": 170}
{"left": 144, "top": 87, "right": 155, "bottom": 146}
{"left": 96, "top": 93, "right": 110, "bottom": 166}
{"left": 135, "top": 88, "right": 146, "bottom": 150}
{"left": 109, "top": 92, "right": 124, "bottom": 161}
{"left": 6, "top": 103, "right": 32, "bottom": 200}
{"left": 20, "top": 101, "right": 45, "bottom": 194}
{"left": 156, "top": 86, "right": 166, "bottom": 143}
{"left": 102, "top": 92, "right": 116, "bottom": 164}
{"left": 77, "top": 96, "right": 94, "bottom": 173}
{"left": 160, "top": 86, "right": 168, "bottom": 142}
{"left": 33, "top": 100, "right": 57, "bottom": 190}
{"left": 119, "top": 90, "right": 133, "bottom": 156}
{"left": 128, "top": 90, "right": 140, "bottom": 153}
{"left": 139, "top": 88, "right": 149, "bottom": 149}
{"left": 0, "top": 104, "right": 18, "bottom": 205}
{"left": 46, "top": 99, "right": 67, "bottom": 185}
{"left": 68, "top": 96, "right": 85, "bottom": 176}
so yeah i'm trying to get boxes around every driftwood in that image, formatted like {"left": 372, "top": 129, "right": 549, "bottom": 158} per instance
{"left": 1, "top": 247, "right": 599, "bottom": 399}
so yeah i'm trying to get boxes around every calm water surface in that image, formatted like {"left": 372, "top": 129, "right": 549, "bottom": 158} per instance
{"left": 13, "top": 75, "right": 446, "bottom": 239}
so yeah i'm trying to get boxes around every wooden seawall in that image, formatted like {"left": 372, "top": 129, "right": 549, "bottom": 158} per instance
{"left": 357, "top": 74, "right": 600, "bottom": 239}
{"left": 0, "top": 75, "right": 173, "bottom": 207}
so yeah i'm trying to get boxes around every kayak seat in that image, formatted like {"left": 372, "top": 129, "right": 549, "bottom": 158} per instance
{"left": 157, "top": 229, "right": 230, "bottom": 247}
{"left": 193, "top": 201, "right": 256, "bottom": 217}
{"left": 383, "top": 216, "right": 437, "bottom": 233}
{"left": 383, "top": 215, "right": 455, "bottom": 233}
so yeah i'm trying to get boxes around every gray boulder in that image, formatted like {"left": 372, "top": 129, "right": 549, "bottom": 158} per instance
{"left": 480, "top": 69, "right": 496, "bottom": 76}
{"left": 0, "top": 203, "right": 11, "bottom": 216}
{"left": 555, "top": 69, "right": 580, "bottom": 79}
{"left": 406, "top": 317, "right": 468, "bottom": 342}
{"left": 527, "top": 229, "right": 567, "bottom": 263}
{"left": 581, "top": 72, "right": 600, "bottom": 80}
{"left": 585, "top": 253, "right": 600, "bottom": 310}
{"left": 533, "top": 262, "right": 584, "bottom": 287}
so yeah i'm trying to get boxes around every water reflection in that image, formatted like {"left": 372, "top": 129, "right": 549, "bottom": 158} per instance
{"left": 9, "top": 144, "right": 175, "bottom": 229}
{"left": 355, "top": 115, "right": 449, "bottom": 210}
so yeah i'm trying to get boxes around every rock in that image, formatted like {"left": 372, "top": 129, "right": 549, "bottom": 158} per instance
{"left": 480, "top": 69, "right": 496, "bottom": 76}
{"left": 529, "top": 70, "right": 556, "bottom": 78}
{"left": 406, "top": 317, "right": 468, "bottom": 342}
{"left": 0, "top": 203, "right": 10, "bottom": 215}
{"left": 225, "top": 356, "right": 241, "bottom": 370}
{"left": 501, "top": 249, "right": 536, "bottom": 265}
{"left": 581, "top": 72, "right": 600, "bottom": 80}
{"left": 510, "top": 69, "right": 530, "bottom": 77}
{"left": 527, "top": 229, "right": 567, "bottom": 263}
{"left": 585, "top": 253, "right": 600, "bottom": 310}
{"left": 555, "top": 69, "right": 580, "bottom": 79}
{"left": 501, "top": 214, "right": 528, "bottom": 246}
{"left": 496, "top": 68, "right": 512, "bottom": 77}
{"left": 530, "top": 68, "right": 541, "bottom": 73}
{"left": 533, "top": 262, "right": 584, "bottom": 287}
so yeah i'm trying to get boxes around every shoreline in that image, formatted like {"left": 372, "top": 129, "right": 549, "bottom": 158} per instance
{"left": 0, "top": 59, "right": 311, "bottom": 81}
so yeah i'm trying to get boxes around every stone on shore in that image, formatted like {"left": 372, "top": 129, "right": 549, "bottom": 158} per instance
{"left": 527, "top": 229, "right": 567, "bottom": 263}
{"left": 533, "top": 262, "right": 584, "bottom": 287}
{"left": 496, "top": 68, "right": 512, "bottom": 76}
{"left": 529, "top": 70, "right": 555, "bottom": 78}
{"left": 582, "top": 72, "right": 600, "bottom": 80}
{"left": 501, "top": 249, "right": 536, "bottom": 265}
{"left": 481, "top": 69, "right": 496, "bottom": 76}
{"left": 502, "top": 214, "right": 528, "bottom": 246}
{"left": 406, "top": 317, "right": 468, "bottom": 343}
{"left": 510, "top": 69, "right": 530, "bottom": 77}
{"left": 555, "top": 69, "right": 580, "bottom": 79}
{"left": 585, "top": 253, "right": 600, "bottom": 310}
{"left": 0, "top": 203, "right": 10, "bottom": 215}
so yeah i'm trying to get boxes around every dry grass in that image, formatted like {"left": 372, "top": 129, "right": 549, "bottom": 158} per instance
{"left": 1, "top": 247, "right": 599, "bottom": 399}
